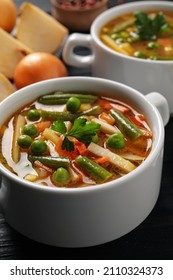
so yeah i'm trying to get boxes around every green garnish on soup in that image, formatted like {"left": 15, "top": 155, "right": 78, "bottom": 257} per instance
{"left": 100, "top": 10, "right": 173, "bottom": 60}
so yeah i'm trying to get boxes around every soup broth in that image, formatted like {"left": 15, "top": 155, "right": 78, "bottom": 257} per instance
{"left": 100, "top": 10, "right": 173, "bottom": 60}
{"left": 0, "top": 91, "right": 152, "bottom": 188}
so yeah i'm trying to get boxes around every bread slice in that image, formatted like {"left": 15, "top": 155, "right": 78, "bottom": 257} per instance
{"left": 0, "top": 28, "right": 32, "bottom": 79}
{"left": 0, "top": 73, "right": 15, "bottom": 102}
{"left": 16, "top": 2, "right": 69, "bottom": 53}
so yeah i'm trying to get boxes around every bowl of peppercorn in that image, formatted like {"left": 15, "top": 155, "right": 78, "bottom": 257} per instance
{"left": 50, "top": 0, "right": 108, "bottom": 31}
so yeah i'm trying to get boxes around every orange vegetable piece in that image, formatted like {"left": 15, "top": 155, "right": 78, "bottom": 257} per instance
{"left": 75, "top": 142, "right": 88, "bottom": 156}
{"left": 113, "top": 103, "right": 129, "bottom": 113}
{"left": 100, "top": 112, "right": 115, "bottom": 125}
{"left": 158, "top": 38, "right": 173, "bottom": 46}
{"left": 36, "top": 121, "right": 51, "bottom": 132}
{"left": 56, "top": 137, "right": 79, "bottom": 160}
{"left": 98, "top": 99, "right": 113, "bottom": 110}
{"left": 34, "top": 160, "right": 54, "bottom": 173}
{"left": 94, "top": 156, "right": 110, "bottom": 164}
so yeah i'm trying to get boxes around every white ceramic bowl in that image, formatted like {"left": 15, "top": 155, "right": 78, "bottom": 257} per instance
{"left": 63, "top": 1, "right": 173, "bottom": 114}
{"left": 0, "top": 77, "right": 169, "bottom": 247}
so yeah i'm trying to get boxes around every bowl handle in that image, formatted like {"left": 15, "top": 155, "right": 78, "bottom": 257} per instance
{"left": 0, "top": 176, "right": 2, "bottom": 212}
{"left": 146, "top": 92, "right": 170, "bottom": 126}
{"left": 62, "top": 33, "right": 94, "bottom": 67}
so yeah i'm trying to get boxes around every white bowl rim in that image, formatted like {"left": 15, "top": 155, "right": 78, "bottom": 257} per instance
{"left": 0, "top": 77, "right": 164, "bottom": 195}
{"left": 91, "top": 0, "right": 173, "bottom": 64}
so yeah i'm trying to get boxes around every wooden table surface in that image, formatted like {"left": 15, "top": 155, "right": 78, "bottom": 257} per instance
{"left": 0, "top": 0, "right": 173, "bottom": 260}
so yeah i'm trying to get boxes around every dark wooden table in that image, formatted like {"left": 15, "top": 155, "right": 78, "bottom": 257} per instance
{"left": 0, "top": 0, "right": 173, "bottom": 260}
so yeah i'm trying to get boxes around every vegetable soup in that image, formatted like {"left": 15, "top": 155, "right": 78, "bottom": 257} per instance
{"left": 100, "top": 10, "right": 173, "bottom": 60}
{"left": 0, "top": 91, "right": 152, "bottom": 188}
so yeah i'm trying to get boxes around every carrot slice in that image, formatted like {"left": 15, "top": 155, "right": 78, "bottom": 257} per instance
{"left": 100, "top": 112, "right": 115, "bottom": 125}
{"left": 158, "top": 38, "right": 172, "bottom": 46}
{"left": 94, "top": 156, "right": 110, "bottom": 164}
{"left": 56, "top": 137, "right": 79, "bottom": 160}
{"left": 112, "top": 103, "right": 130, "bottom": 113}
{"left": 130, "top": 115, "right": 143, "bottom": 127}
{"left": 76, "top": 142, "right": 88, "bottom": 156}
{"left": 98, "top": 99, "right": 113, "bottom": 110}
{"left": 36, "top": 121, "right": 51, "bottom": 132}
{"left": 34, "top": 160, "right": 54, "bottom": 173}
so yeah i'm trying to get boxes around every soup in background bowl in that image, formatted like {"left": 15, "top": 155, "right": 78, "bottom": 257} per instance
{"left": 0, "top": 77, "right": 169, "bottom": 247}
{"left": 100, "top": 10, "right": 173, "bottom": 60}
{"left": 63, "top": 1, "right": 173, "bottom": 114}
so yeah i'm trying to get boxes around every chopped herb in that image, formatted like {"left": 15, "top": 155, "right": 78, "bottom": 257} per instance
{"left": 67, "top": 118, "right": 100, "bottom": 143}
{"left": 134, "top": 11, "right": 168, "bottom": 40}
{"left": 51, "top": 117, "right": 101, "bottom": 152}
{"left": 62, "top": 136, "right": 74, "bottom": 152}
{"left": 51, "top": 119, "right": 67, "bottom": 134}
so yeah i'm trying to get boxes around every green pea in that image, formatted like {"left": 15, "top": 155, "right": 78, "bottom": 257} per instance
{"left": 127, "top": 36, "right": 139, "bottom": 43}
{"left": 116, "top": 38, "right": 126, "bottom": 44}
{"left": 147, "top": 41, "right": 160, "bottom": 49}
{"left": 111, "top": 33, "right": 120, "bottom": 40}
{"left": 27, "top": 109, "right": 40, "bottom": 121}
{"left": 31, "top": 140, "right": 47, "bottom": 155}
{"left": 134, "top": 51, "right": 146, "bottom": 58}
{"left": 66, "top": 97, "right": 81, "bottom": 113}
{"left": 107, "top": 133, "right": 125, "bottom": 149}
{"left": 120, "top": 31, "right": 129, "bottom": 38}
{"left": 52, "top": 167, "right": 70, "bottom": 185}
{"left": 17, "top": 135, "right": 32, "bottom": 148}
{"left": 23, "top": 124, "right": 38, "bottom": 137}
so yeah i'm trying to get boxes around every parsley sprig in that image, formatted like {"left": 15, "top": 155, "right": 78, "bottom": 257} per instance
{"left": 51, "top": 118, "right": 100, "bottom": 152}
{"left": 134, "top": 12, "right": 168, "bottom": 40}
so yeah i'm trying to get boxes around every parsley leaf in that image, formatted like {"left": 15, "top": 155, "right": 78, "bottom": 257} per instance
{"left": 67, "top": 118, "right": 100, "bottom": 144}
{"left": 135, "top": 12, "right": 167, "bottom": 40}
{"left": 51, "top": 119, "right": 67, "bottom": 134}
{"left": 62, "top": 136, "right": 74, "bottom": 152}
{"left": 51, "top": 117, "right": 100, "bottom": 152}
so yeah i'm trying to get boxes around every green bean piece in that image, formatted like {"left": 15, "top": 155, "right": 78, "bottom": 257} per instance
{"left": 111, "top": 18, "right": 135, "bottom": 33}
{"left": 152, "top": 56, "right": 173, "bottom": 60}
{"left": 81, "top": 105, "right": 102, "bottom": 116}
{"left": 52, "top": 167, "right": 70, "bottom": 185}
{"left": 28, "top": 155, "right": 70, "bottom": 169}
{"left": 110, "top": 109, "right": 142, "bottom": 140}
{"left": 40, "top": 110, "right": 79, "bottom": 121}
{"left": 38, "top": 92, "right": 98, "bottom": 105}
{"left": 91, "top": 133, "right": 99, "bottom": 144}
{"left": 75, "top": 155, "right": 112, "bottom": 183}
{"left": 40, "top": 105, "right": 101, "bottom": 121}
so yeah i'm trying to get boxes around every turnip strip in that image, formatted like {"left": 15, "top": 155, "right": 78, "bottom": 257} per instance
{"left": 24, "top": 173, "right": 38, "bottom": 182}
{"left": 111, "top": 18, "right": 135, "bottom": 33}
{"left": 91, "top": 118, "right": 120, "bottom": 134}
{"left": 120, "top": 152, "right": 145, "bottom": 161}
{"left": 100, "top": 35, "right": 130, "bottom": 55}
{"left": 43, "top": 128, "right": 60, "bottom": 145}
{"left": 88, "top": 142, "right": 136, "bottom": 173}
{"left": 68, "top": 167, "right": 80, "bottom": 182}
{"left": 12, "top": 115, "right": 25, "bottom": 163}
